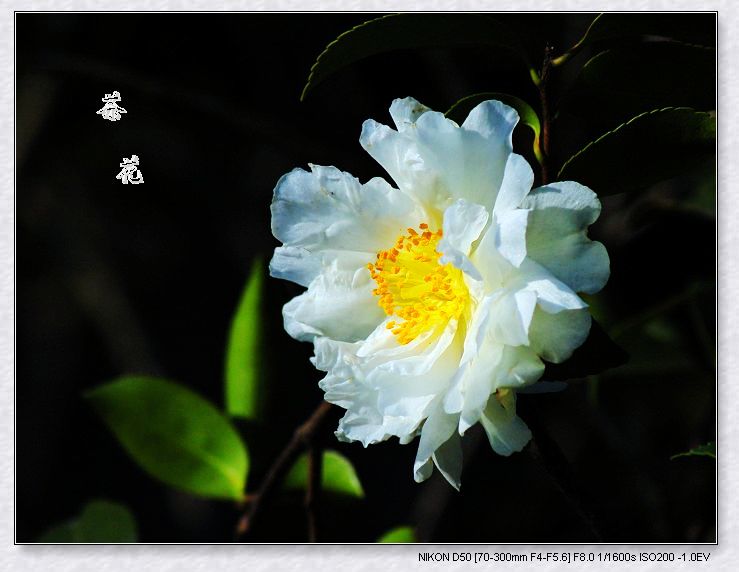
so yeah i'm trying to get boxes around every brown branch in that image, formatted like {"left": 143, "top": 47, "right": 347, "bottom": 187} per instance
{"left": 235, "top": 401, "right": 333, "bottom": 540}
{"left": 537, "top": 44, "right": 555, "bottom": 185}
{"left": 305, "top": 443, "right": 323, "bottom": 542}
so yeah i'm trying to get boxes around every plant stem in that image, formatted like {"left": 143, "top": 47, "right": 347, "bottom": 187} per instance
{"left": 235, "top": 400, "right": 333, "bottom": 540}
{"left": 537, "top": 44, "right": 555, "bottom": 184}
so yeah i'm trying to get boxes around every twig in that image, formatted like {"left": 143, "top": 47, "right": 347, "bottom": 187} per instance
{"left": 235, "top": 401, "right": 333, "bottom": 540}
{"left": 305, "top": 443, "right": 323, "bottom": 542}
{"left": 537, "top": 44, "right": 555, "bottom": 184}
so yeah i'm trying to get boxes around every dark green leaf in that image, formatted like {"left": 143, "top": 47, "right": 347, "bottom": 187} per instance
{"left": 301, "top": 14, "right": 534, "bottom": 100}
{"left": 557, "top": 13, "right": 715, "bottom": 63}
{"left": 86, "top": 376, "right": 249, "bottom": 500}
{"left": 37, "top": 500, "right": 137, "bottom": 543}
{"left": 671, "top": 441, "right": 716, "bottom": 460}
{"left": 562, "top": 43, "right": 715, "bottom": 126}
{"left": 558, "top": 108, "right": 715, "bottom": 196}
{"left": 377, "top": 526, "right": 416, "bottom": 543}
{"left": 284, "top": 450, "right": 364, "bottom": 498}
{"left": 225, "top": 258, "right": 264, "bottom": 420}
{"left": 446, "top": 92, "right": 543, "bottom": 164}
{"left": 543, "top": 319, "right": 628, "bottom": 381}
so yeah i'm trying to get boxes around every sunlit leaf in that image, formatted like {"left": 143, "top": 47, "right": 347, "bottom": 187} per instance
{"left": 671, "top": 441, "right": 716, "bottom": 460}
{"left": 558, "top": 108, "right": 715, "bottom": 196}
{"left": 556, "top": 13, "right": 715, "bottom": 64}
{"left": 86, "top": 376, "right": 249, "bottom": 500}
{"left": 446, "top": 92, "right": 543, "bottom": 164}
{"left": 543, "top": 319, "right": 628, "bottom": 381}
{"left": 377, "top": 525, "right": 416, "bottom": 543}
{"left": 284, "top": 450, "right": 364, "bottom": 498}
{"left": 562, "top": 43, "right": 715, "bottom": 126}
{"left": 225, "top": 258, "right": 264, "bottom": 420}
{"left": 301, "top": 14, "right": 534, "bottom": 100}
{"left": 37, "top": 500, "right": 137, "bottom": 543}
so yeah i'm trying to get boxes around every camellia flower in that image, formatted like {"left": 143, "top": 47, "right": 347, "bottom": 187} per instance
{"left": 270, "top": 97, "right": 609, "bottom": 489}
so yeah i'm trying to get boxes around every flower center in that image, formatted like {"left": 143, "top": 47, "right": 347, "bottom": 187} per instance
{"left": 367, "top": 223, "right": 469, "bottom": 345}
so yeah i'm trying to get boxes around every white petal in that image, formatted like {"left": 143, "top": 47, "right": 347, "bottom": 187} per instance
{"left": 439, "top": 248, "right": 484, "bottom": 282}
{"left": 493, "top": 153, "right": 535, "bottom": 215}
{"left": 432, "top": 431, "right": 463, "bottom": 490}
{"left": 414, "top": 106, "right": 514, "bottom": 207}
{"left": 451, "top": 341, "right": 504, "bottom": 430}
{"left": 389, "top": 97, "right": 431, "bottom": 132}
{"left": 435, "top": 200, "right": 488, "bottom": 281}
{"left": 317, "top": 318, "right": 463, "bottom": 448}
{"left": 366, "top": 322, "right": 462, "bottom": 432}
{"left": 439, "top": 199, "right": 489, "bottom": 254}
{"left": 515, "top": 258, "right": 588, "bottom": 313}
{"left": 480, "top": 391, "right": 532, "bottom": 456}
{"left": 494, "top": 208, "right": 530, "bottom": 268}
{"left": 487, "top": 288, "right": 538, "bottom": 346}
{"left": 316, "top": 347, "right": 387, "bottom": 445}
{"left": 359, "top": 119, "right": 439, "bottom": 207}
{"left": 469, "top": 224, "right": 512, "bottom": 291}
{"left": 362, "top": 99, "right": 520, "bottom": 211}
{"left": 269, "top": 246, "right": 320, "bottom": 288}
{"left": 462, "top": 99, "right": 519, "bottom": 145}
{"left": 528, "top": 306, "right": 592, "bottom": 363}
{"left": 413, "top": 402, "right": 458, "bottom": 483}
{"left": 283, "top": 266, "right": 384, "bottom": 342}
{"left": 316, "top": 338, "right": 426, "bottom": 446}
{"left": 522, "top": 181, "right": 610, "bottom": 294}
{"left": 414, "top": 458, "right": 434, "bottom": 482}
{"left": 271, "top": 164, "right": 423, "bottom": 284}
{"left": 491, "top": 345, "right": 545, "bottom": 390}
{"left": 441, "top": 293, "right": 499, "bottom": 416}
{"left": 358, "top": 317, "right": 460, "bottom": 379}
{"left": 445, "top": 316, "right": 544, "bottom": 435}
{"left": 270, "top": 246, "right": 369, "bottom": 288}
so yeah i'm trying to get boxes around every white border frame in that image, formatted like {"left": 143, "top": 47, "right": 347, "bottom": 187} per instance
{"left": 3, "top": 1, "right": 735, "bottom": 570}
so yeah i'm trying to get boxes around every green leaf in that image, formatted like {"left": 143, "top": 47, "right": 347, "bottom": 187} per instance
{"left": 671, "top": 441, "right": 716, "bottom": 461}
{"left": 37, "top": 500, "right": 137, "bottom": 543}
{"left": 301, "top": 14, "right": 534, "bottom": 100}
{"left": 543, "top": 319, "right": 628, "bottom": 381}
{"left": 446, "top": 92, "right": 543, "bottom": 164}
{"left": 556, "top": 13, "right": 715, "bottom": 64}
{"left": 562, "top": 43, "right": 715, "bottom": 126}
{"left": 558, "top": 108, "right": 715, "bottom": 196}
{"left": 86, "top": 376, "right": 249, "bottom": 500}
{"left": 377, "top": 526, "right": 417, "bottom": 543}
{"left": 284, "top": 450, "right": 364, "bottom": 498}
{"left": 225, "top": 258, "right": 264, "bottom": 420}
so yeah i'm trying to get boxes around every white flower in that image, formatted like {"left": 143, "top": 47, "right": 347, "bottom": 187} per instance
{"left": 270, "top": 97, "right": 609, "bottom": 489}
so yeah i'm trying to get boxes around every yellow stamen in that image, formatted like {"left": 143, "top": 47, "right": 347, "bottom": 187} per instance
{"left": 367, "top": 224, "right": 469, "bottom": 344}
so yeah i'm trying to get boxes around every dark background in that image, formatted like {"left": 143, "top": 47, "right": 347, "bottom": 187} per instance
{"left": 17, "top": 12, "right": 715, "bottom": 543}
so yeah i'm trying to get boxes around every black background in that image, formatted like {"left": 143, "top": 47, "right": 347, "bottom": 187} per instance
{"left": 17, "top": 12, "right": 715, "bottom": 542}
